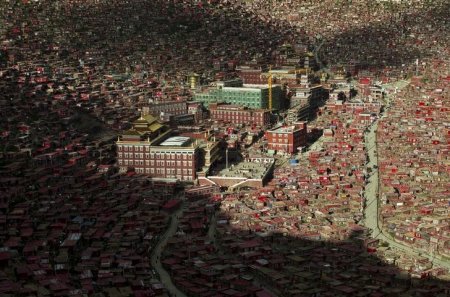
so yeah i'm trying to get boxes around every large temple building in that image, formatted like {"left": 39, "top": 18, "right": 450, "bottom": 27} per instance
{"left": 116, "top": 114, "right": 200, "bottom": 181}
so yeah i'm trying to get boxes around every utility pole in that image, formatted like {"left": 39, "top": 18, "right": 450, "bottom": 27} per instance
{"left": 268, "top": 65, "right": 273, "bottom": 112}
{"left": 225, "top": 148, "right": 229, "bottom": 169}
{"left": 415, "top": 59, "right": 419, "bottom": 76}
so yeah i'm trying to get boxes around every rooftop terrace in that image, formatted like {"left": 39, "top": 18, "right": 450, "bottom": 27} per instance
{"left": 218, "top": 161, "right": 273, "bottom": 179}
{"left": 159, "top": 136, "right": 191, "bottom": 147}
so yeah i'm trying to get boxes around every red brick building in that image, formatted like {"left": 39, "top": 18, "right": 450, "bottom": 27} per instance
{"left": 236, "top": 66, "right": 265, "bottom": 84}
{"left": 117, "top": 136, "right": 200, "bottom": 181}
{"left": 116, "top": 115, "right": 200, "bottom": 181}
{"left": 209, "top": 103, "right": 271, "bottom": 127}
{"left": 265, "top": 122, "right": 307, "bottom": 154}
{"left": 187, "top": 101, "right": 204, "bottom": 123}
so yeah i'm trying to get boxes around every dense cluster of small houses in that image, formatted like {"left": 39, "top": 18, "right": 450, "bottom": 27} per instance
{"left": 0, "top": 0, "right": 449, "bottom": 296}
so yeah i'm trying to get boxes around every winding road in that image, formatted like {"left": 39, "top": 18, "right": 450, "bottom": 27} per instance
{"left": 151, "top": 204, "right": 187, "bottom": 297}
{"left": 149, "top": 78, "right": 449, "bottom": 297}
{"left": 363, "top": 80, "right": 450, "bottom": 271}
{"left": 207, "top": 212, "right": 219, "bottom": 249}
{"left": 313, "top": 37, "right": 325, "bottom": 70}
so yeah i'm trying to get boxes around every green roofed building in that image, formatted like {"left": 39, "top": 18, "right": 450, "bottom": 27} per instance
{"left": 194, "top": 84, "right": 285, "bottom": 110}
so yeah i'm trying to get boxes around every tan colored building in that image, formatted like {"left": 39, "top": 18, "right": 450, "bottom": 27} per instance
{"left": 142, "top": 100, "right": 188, "bottom": 119}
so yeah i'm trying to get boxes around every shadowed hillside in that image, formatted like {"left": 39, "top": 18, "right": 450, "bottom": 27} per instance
{"left": 3, "top": 0, "right": 447, "bottom": 75}
{"left": 159, "top": 198, "right": 450, "bottom": 297}
{"left": 0, "top": 1, "right": 449, "bottom": 296}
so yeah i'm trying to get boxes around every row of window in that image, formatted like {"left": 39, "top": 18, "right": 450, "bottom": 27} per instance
{"left": 213, "top": 116, "right": 266, "bottom": 125}
{"left": 232, "top": 97, "right": 261, "bottom": 101}
{"left": 227, "top": 102, "right": 260, "bottom": 108}
{"left": 154, "top": 108, "right": 185, "bottom": 114}
{"left": 133, "top": 167, "right": 193, "bottom": 177}
{"left": 118, "top": 159, "right": 193, "bottom": 167}
{"left": 271, "top": 138, "right": 289, "bottom": 143}
{"left": 152, "top": 106, "right": 186, "bottom": 113}
{"left": 271, "top": 133, "right": 289, "bottom": 138}
{"left": 269, "top": 143, "right": 290, "bottom": 148}
{"left": 156, "top": 103, "right": 185, "bottom": 108}
{"left": 214, "top": 110, "right": 266, "bottom": 117}
{"left": 214, "top": 115, "right": 252, "bottom": 120}
{"left": 118, "top": 152, "right": 193, "bottom": 160}
{"left": 118, "top": 147, "right": 193, "bottom": 155}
